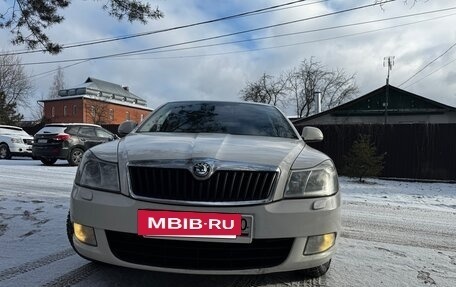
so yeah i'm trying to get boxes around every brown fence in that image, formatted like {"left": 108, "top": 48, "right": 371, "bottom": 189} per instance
{"left": 296, "top": 124, "right": 456, "bottom": 181}
{"left": 23, "top": 123, "right": 456, "bottom": 180}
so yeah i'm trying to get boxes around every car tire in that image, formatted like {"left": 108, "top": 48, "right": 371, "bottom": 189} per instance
{"left": 300, "top": 260, "right": 331, "bottom": 278}
{"left": 0, "top": 143, "right": 12, "bottom": 160}
{"left": 40, "top": 158, "right": 57, "bottom": 166}
{"left": 68, "top": 148, "right": 84, "bottom": 166}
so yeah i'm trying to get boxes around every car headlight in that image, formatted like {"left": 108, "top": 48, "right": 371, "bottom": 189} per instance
{"left": 11, "top": 138, "right": 23, "bottom": 143}
{"left": 74, "top": 150, "right": 120, "bottom": 193}
{"left": 284, "top": 160, "right": 338, "bottom": 198}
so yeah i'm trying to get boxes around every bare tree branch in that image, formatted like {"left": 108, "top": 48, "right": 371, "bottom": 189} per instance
{"left": 239, "top": 58, "right": 358, "bottom": 118}
{"left": 85, "top": 99, "right": 111, "bottom": 125}
{"left": 48, "top": 66, "right": 65, "bottom": 99}
{"left": 0, "top": 53, "right": 33, "bottom": 109}
{"left": 240, "top": 73, "right": 288, "bottom": 107}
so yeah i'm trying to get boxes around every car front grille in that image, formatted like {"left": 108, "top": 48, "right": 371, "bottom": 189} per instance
{"left": 105, "top": 230, "right": 293, "bottom": 270}
{"left": 128, "top": 166, "right": 277, "bottom": 203}
{"left": 23, "top": 139, "right": 33, "bottom": 145}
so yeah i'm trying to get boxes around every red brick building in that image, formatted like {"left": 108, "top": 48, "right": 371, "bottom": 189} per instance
{"left": 40, "top": 77, "right": 152, "bottom": 124}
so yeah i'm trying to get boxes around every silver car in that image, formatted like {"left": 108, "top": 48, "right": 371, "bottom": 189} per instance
{"left": 68, "top": 101, "right": 340, "bottom": 277}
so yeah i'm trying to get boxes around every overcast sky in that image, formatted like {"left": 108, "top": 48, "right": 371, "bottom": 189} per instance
{"left": 1, "top": 0, "right": 456, "bottom": 119}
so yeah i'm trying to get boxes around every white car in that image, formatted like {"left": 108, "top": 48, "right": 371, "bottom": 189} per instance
{"left": 68, "top": 101, "right": 341, "bottom": 277}
{"left": 0, "top": 125, "right": 34, "bottom": 159}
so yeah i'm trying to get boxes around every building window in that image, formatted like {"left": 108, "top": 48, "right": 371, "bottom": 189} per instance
{"left": 140, "top": 114, "right": 144, "bottom": 122}
{"left": 91, "top": 106, "right": 95, "bottom": 117}
{"left": 73, "top": 105, "right": 77, "bottom": 115}
{"left": 109, "top": 109, "right": 114, "bottom": 121}
{"left": 63, "top": 105, "right": 67, "bottom": 117}
{"left": 51, "top": 106, "right": 55, "bottom": 118}
{"left": 126, "top": 111, "right": 130, "bottom": 120}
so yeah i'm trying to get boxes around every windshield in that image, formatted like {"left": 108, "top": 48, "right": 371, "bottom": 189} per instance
{"left": 137, "top": 102, "right": 298, "bottom": 139}
{"left": 36, "top": 126, "right": 67, "bottom": 134}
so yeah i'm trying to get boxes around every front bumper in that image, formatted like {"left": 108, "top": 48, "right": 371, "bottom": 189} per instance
{"left": 70, "top": 185, "right": 341, "bottom": 274}
{"left": 9, "top": 142, "right": 33, "bottom": 157}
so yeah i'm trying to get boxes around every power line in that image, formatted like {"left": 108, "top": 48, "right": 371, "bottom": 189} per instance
{"left": 404, "top": 57, "right": 456, "bottom": 88}
{"left": 120, "top": 8, "right": 456, "bottom": 59}
{"left": 28, "top": 8, "right": 455, "bottom": 81}
{"left": 1, "top": 0, "right": 324, "bottom": 56}
{"left": 133, "top": 13, "right": 455, "bottom": 60}
{"left": 246, "top": 0, "right": 327, "bottom": 17}
{"left": 399, "top": 41, "right": 456, "bottom": 87}
{"left": 11, "top": 0, "right": 397, "bottom": 67}
{"left": 27, "top": 7, "right": 455, "bottom": 80}
{"left": 28, "top": 60, "right": 90, "bottom": 80}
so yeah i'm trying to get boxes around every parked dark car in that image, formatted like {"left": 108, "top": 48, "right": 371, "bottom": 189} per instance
{"left": 32, "top": 123, "right": 117, "bottom": 166}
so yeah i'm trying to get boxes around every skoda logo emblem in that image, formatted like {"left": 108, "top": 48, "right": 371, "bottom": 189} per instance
{"left": 193, "top": 162, "right": 211, "bottom": 178}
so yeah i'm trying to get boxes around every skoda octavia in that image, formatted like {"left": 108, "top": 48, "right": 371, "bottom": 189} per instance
{"left": 68, "top": 101, "right": 341, "bottom": 277}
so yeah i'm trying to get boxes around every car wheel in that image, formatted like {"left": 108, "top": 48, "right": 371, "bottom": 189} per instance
{"left": 300, "top": 260, "right": 331, "bottom": 278}
{"left": 68, "top": 148, "right": 84, "bottom": 166}
{"left": 0, "top": 143, "right": 12, "bottom": 160}
{"left": 40, "top": 158, "right": 57, "bottom": 166}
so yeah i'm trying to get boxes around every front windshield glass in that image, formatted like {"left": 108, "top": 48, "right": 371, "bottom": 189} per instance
{"left": 37, "top": 126, "right": 67, "bottom": 134}
{"left": 137, "top": 102, "right": 298, "bottom": 139}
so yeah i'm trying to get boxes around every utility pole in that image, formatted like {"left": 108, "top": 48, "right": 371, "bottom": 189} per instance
{"left": 315, "top": 91, "right": 321, "bottom": 114}
{"left": 383, "top": 56, "right": 395, "bottom": 124}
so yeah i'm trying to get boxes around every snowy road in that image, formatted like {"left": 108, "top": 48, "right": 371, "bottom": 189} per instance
{"left": 1, "top": 159, "right": 455, "bottom": 286}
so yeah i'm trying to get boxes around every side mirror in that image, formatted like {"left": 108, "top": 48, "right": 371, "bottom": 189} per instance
{"left": 109, "top": 134, "right": 120, "bottom": 141}
{"left": 301, "top": 126, "right": 323, "bottom": 142}
{"left": 118, "top": 121, "right": 137, "bottom": 137}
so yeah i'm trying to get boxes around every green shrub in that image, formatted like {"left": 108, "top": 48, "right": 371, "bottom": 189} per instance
{"left": 342, "top": 134, "right": 384, "bottom": 182}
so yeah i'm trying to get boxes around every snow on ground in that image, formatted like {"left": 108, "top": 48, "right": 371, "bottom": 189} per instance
{"left": 0, "top": 159, "right": 76, "bottom": 267}
{"left": 340, "top": 177, "right": 456, "bottom": 213}
{"left": 0, "top": 158, "right": 455, "bottom": 286}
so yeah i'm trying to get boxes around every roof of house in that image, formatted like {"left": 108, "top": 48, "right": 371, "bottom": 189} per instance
{"left": 39, "top": 94, "right": 153, "bottom": 111}
{"left": 293, "top": 85, "right": 456, "bottom": 125}
{"left": 57, "top": 77, "right": 147, "bottom": 106}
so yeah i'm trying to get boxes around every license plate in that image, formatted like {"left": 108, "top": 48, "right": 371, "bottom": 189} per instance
{"left": 240, "top": 216, "right": 253, "bottom": 238}
{"left": 138, "top": 210, "right": 253, "bottom": 242}
{"left": 37, "top": 139, "right": 47, "bottom": 143}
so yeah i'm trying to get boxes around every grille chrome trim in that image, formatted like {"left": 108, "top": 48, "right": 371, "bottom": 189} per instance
{"left": 127, "top": 159, "right": 280, "bottom": 206}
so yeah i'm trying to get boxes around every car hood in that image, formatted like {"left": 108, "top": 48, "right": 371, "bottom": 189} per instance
{"left": 90, "top": 133, "right": 330, "bottom": 170}
{"left": 0, "top": 133, "right": 32, "bottom": 139}
{"left": 118, "top": 133, "right": 303, "bottom": 168}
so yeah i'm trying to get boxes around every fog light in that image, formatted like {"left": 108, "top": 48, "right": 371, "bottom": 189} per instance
{"left": 304, "top": 233, "right": 336, "bottom": 255}
{"left": 73, "top": 223, "right": 97, "bottom": 246}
